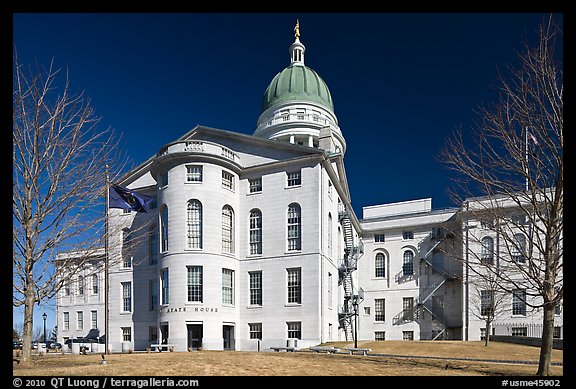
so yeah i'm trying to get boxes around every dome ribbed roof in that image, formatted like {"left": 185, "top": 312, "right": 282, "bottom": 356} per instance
{"left": 260, "top": 64, "right": 334, "bottom": 113}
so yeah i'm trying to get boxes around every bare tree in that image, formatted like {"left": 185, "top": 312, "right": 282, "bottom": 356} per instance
{"left": 12, "top": 53, "right": 135, "bottom": 364}
{"left": 439, "top": 15, "right": 562, "bottom": 376}
{"left": 468, "top": 274, "right": 508, "bottom": 347}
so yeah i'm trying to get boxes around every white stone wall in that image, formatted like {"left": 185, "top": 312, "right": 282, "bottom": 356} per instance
{"left": 358, "top": 205, "right": 463, "bottom": 341}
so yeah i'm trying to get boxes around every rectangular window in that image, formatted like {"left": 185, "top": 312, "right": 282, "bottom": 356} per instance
{"left": 122, "top": 282, "right": 132, "bottom": 312}
{"left": 187, "top": 266, "right": 203, "bottom": 303}
{"left": 512, "top": 289, "right": 526, "bottom": 315}
{"left": 511, "top": 214, "right": 527, "bottom": 225}
{"left": 186, "top": 165, "right": 203, "bottom": 182}
{"left": 553, "top": 327, "right": 561, "bottom": 339}
{"left": 76, "top": 311, "right": 83, "bottom": 330}
{"left": 374, "top": 234, "right": 385, "bottom": 243}
{"left": 480, "top": 218, "right": 494, "bottom": 229}
{"left": 327, "top": 180, "right": 333, "bottom": 198}
{"left": 402, "top": 231, "right": 414, "bottom": 240}
{"left": 122, "top": 327, "right": 132, "bottom": 342}
{"left": 63, "top": 312, "right": 69, "bottom": 331}
{"left": 64, "top": 282, "right": 70, "bottom": 296}
{"left": 222, "top": 269, "right": 234, "bottom": 305}
{"left": 222, "top": 171, "right": 234, "bottom": 190}
{"left": 149, "top": 280, "right": 159, "bottom": 311}
{"left": 249, "top": 210, "right": 262, "bottom": 255}
{"left": 287, "top": 268, "right": 302, "bottom": 304}
{"left": 432, "top": 227, "right": 446, "bottom": 239}
{"left": 375, "top": 332, "right": 386, "bottom": 341}
{"left": 249, "top": 271, "right": 262, "bottom": 306}
{"left": 161, "top": 268, "right": 169, "bottom": 305}
{"left": 91, "top": 310, "right": 97, "bottom": 329}
{"left": 287, "top": 322, "right": 301, "bottom": 339}
{"left": 402, "top": 297, "right": 414, "bottom": 321}
{"left": 364, "top": 307, "right": 371, "bottom": 315}
{"left": 402, "top": 331, "right": 414, "bottom": 341}
{"left": 287, "top": 171, "right": 301, "bottom": 187}
{"left": 374, "top": 299, "right": 385, "bottom": 322}
{"left": 249, "top": 323, "right": 262, "bottom": 340}
{"left": 481, "top": 290, "right": 494, "bottom": 316}
{"left": 249, "top": 178, "right": 262, "bottom": 193}
{"left": 511, "top": 327, "right": 527, "bottom": 337}
{"left": 149, "top": 326, "right": 158, "bottom": 343}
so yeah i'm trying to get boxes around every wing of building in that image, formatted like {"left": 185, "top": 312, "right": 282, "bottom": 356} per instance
{"left": 55, "top": 23, "right": 563, "bottom": 352}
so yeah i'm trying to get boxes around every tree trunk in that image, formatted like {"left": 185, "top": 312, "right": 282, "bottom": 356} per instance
{"left": 484, "top": 322, "right": 491, "bottom": 346}
{"left": 536, "top": 303, "right": 556, "bottom": 376}
{"left": 20, "top": 284, "right": 36, "bottom": 365}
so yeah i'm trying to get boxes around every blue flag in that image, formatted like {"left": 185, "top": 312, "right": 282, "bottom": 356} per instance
{"left": 109, "top": 184, "right": 153, "bottom": 213}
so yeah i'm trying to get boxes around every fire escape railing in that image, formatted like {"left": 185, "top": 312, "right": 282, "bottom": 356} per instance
{"left": 337, "top": 205, "right": 363, "bottom": 341}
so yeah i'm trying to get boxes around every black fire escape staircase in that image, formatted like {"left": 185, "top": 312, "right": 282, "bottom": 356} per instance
{"left": 393, "top": 229, "right": 458, "bottom": 340}
{"left": 337, "top": 204, "right": 364, "bottom": 341}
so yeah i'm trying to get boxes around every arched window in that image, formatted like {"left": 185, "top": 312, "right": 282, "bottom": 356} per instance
{"left": 187, "top": 200, "right": 202, "bottom": 249}
{"left": 481, "top": 236, "right": 494, "bottom": 264}
{"left": 161, "top": 205, "right": 168, "bottom": 252}
{"left": 287, "top": 203, "right": 301, "bottom": 251}
{"left": 375, "top": 253, "right": 386, "bottom": 278}
{"left": 403, "top": 250, "right": 414, "bottom": 276}
{"left": 222, "top": 205, "right": 234, "bottom": 254}
{"left": 92, "top": 275, "right": 98, "bottom": 294}
{"left": 512, "top": 234, "right": 526, "bottom": 263}
{"left": 78, "top": 276, "right": 84, "bottom": 295}
{"left": 249, "top": 209, "right": 262, "bottom": 255}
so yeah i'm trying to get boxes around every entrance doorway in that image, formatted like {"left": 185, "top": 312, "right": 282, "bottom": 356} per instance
{"left": 160, "top": 323, "right": 169, "bottom": 345}
{"left": 187, "top": 324, "right": 203, "bottom": 350}
{"left": 223, "top": 325, "right": 235, "bottom": 350}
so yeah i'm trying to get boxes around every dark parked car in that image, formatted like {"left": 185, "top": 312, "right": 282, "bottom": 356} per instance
{"left": 13, "top": 340, "right": 23, "bottom": 350}
{"left": 64, "top": 338, "right": 94, "bottom": 352}
{"left": 45, "top": 341, "right": 62, "bottom": 350}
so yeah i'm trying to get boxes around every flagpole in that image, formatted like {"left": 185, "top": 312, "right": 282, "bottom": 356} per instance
{"left": 105, "top": 164, "right": 110, "bottom": 355}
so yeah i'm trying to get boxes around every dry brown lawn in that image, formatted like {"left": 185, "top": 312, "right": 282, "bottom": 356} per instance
{"left": 13, "top": 340, "right": 563, "bottom": 376}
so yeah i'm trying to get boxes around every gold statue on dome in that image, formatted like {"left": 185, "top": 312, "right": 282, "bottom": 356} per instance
{"left": 294, "top": 19, "right": 300, "bottom": 39}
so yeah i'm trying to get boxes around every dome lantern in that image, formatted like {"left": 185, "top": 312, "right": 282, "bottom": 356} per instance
{"left": 254, "top": 20, "right": 346, "bottom": 155}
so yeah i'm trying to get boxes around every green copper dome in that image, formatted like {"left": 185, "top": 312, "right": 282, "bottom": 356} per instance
{"left": 260, "top": 64, "right": 334, "bottom": 113}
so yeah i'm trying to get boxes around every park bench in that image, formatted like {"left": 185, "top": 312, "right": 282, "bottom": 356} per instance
{"left": 309, "top": 346, "right": 339, "bottom": 354}
{"left": 270, "top": 346, "right": 295, "bottom": 352}
{"left": 150, "top": 344, "right": 175, "bottom": 352}
{"left": 345, "top": 347, "right": 371, "bottom": 356}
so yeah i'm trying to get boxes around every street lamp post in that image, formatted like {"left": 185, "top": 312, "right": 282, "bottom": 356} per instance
{"left": 353, "top": 299, "right": 358, "bottom": 349}
{"left": 42, "top": 312, "right": 47, "bottom": 344}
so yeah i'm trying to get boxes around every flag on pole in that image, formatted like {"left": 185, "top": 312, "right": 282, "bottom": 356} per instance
{"left": 109, "top": 184, "right": 153, "bottom": 213}
{"left": 527, "top": 131, "right": 539, "bottom": 146}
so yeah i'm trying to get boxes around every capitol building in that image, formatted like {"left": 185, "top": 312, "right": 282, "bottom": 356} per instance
{"left": 56, "top": 22, "right": 563, "bottom": 352}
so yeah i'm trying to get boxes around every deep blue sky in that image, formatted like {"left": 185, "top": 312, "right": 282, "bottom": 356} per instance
{"left": 12, "top": 12, "right": 563, "bottom": 332}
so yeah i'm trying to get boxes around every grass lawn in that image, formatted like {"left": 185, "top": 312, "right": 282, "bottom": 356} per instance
{"left": 13, "top": 340, "right": 563, "bottom": 376}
